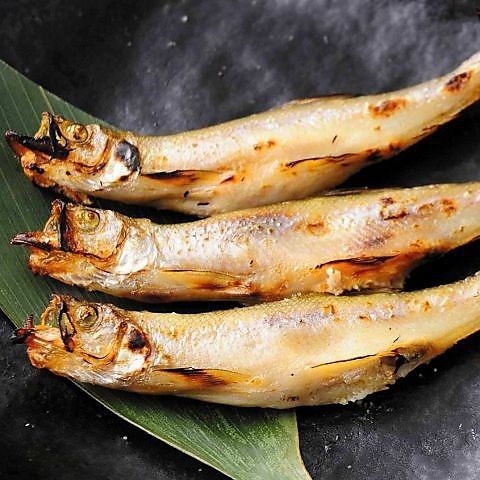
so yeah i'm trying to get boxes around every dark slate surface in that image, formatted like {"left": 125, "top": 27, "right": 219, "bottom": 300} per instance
{"left": 1, "top": 1, "right": 480, "bottom": 478}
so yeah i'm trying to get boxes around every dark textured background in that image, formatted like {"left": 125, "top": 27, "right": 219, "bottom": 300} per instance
{"left": 1, "top": 1, "right": 480, "bottom": 478}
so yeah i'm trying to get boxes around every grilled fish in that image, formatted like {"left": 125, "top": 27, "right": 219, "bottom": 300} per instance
{"left": 15, "top": 273, "right": 480, "bottom": 408}
{"left": 6, "top": 51, "right": 480, "bottom": 216}
{"left": 11, "top": 183, "right": 480, "bottom": 302}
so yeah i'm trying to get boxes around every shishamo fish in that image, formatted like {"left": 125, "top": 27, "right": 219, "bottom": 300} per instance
{"left": 11, "top": 183, "right": 480, "bottom": 302}
{"left": 14, "top": 273, "right": 480, "bottom": 408}
{"left": 6, "top": 51, "right": 480, "bottom": 216}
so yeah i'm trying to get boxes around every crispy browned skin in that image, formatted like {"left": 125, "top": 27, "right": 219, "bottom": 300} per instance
{"left": 12, "top": 183, "right": 480, "bottom": 302}
{"left": 6, "top": 51, "right": 480, "bottom": 215}
{"left": 16, "top": 272, "right": 480, "bottom": 408}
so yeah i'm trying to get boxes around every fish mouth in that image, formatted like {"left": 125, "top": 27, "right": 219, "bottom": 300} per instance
{"left": 11, "top": 199, "right": 67, "bottom": 251}
{"left": 5, "top": 112, "right": 70, "bottom": 160}
{"left": 26, "top": 295, "right": 77, "bottom": 352}
{"left": 11, "top": 301, "right": 74, "bottom": 371}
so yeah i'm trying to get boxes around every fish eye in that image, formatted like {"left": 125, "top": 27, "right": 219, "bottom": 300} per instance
{"left": 75, "top": 208, "right": 100, "bottom": 232}
{"left": 64, "top": 123, "right": 89, "bottom": 143}
{"left": 75, "top": 305, "right": 98, "bottom": 327}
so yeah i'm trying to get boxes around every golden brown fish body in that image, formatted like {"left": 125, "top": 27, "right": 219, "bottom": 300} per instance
{"left": 18, "top": 273, "right": 480, "bottom": 408}
{"left": 12, "top": 183, "right": 480, "bottom": 302}
{"left": 6, "top": 52, "right": 480, "bottom": 216}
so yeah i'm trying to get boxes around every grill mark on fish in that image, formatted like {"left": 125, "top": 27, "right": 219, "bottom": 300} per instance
{"left": 115, "top": 140, "right": 140, "bottom": 173}
{"left": 441, "top": 198, "right": 456, "bottom": 216}
{"left": 304, "top": 221, "right": 325, "bottom": 235}
{"left": 220, "top": 175, "right": 235, "bottom": 184}
{"left": 413, "top": 124, "right": 440, "bottom": 141}
{"left": 380, "top": 197, "right": 394, "bottom": 205}
{"left": 380, "top": 198, "right": 409, "bottom": 220}
{"left": 369, "top": 98, "right": 407, "bottom": 117}
{"left": 444, "top": 71, "right": 472, "bottom": 93}
{"left": 128, "top": 328, "right": 147, "bottom": 350}
{"left": 415, "top": 198, "right": 457, "bottom": 217}
{"left": 253, "top": 139, "right": 276, "bottom": 151}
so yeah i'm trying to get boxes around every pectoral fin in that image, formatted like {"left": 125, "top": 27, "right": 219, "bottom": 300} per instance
{"left": 313, "top": 253, "right": 425, "bottom": 294}
{"left": 312, "top": 343, "right": 433, "bottom": 376}
{"left": 142, "top": 169, "right": 234, "bottom": 187}
{"left": 138, "top": 269, "right": 251, "bottom": 301}
{"left": 309, "top": 343, "right": 434, "bottom": 404}
{"left": 161, "top": 368, "right": 252, "bottom": 387}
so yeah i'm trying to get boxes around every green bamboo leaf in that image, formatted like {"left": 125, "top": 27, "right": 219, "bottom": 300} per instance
{"left": 0, "top": 60, "right": 311, "bottom": 480}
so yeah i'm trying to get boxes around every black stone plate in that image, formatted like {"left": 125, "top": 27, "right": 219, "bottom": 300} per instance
{"left": 1, "top": 1, "right": 480, "bottom": 479}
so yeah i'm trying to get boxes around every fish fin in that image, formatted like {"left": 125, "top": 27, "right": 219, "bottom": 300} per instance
{"left": 312, "top": 254, "right": 425, "bottom": 295}
{"left": 154, "top": 367, "right": 252, "bottom": 387}
{"left": 378, "top": 345, "right": 434, "bottom": 377}
{"left": 146, "top": 269, "right": 251, "bottom": 299}
{"left": 311, "top": 343, "right": 433, "bottom": 378}
{"left": 141, "top": 169, "right": 234, "bottom": 187}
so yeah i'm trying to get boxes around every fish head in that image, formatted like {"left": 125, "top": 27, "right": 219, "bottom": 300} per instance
{"left": 12, "top": 200, "right": 126, "bottom": 260}
{"left": 11, "top": 200, "right": 154, "bottom": 282}
{"left": 5, "top": 113, "right": 140, "bottom": 201}
{"left": 15, "top": 295, "right": 151, "bottom": 385}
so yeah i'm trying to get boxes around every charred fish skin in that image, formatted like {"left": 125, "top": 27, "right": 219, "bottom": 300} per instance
{"left": 16, "top": 273, "right": 480, "bottom": 408}
{"left": 6, "top": 51, "right": 480, "bottom": 216}
{"left": 11, "top": 183, "right": 480, "bottom": 302}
